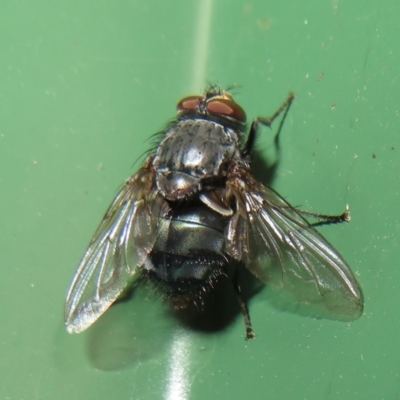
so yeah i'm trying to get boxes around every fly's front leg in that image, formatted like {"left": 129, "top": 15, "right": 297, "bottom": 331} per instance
{"left": 243, "top": 92, "right": 295, "bottom": 156}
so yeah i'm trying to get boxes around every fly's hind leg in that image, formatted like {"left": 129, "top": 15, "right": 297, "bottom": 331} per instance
{"left": 233, "top": 269, "right": 256, "bottom": 340}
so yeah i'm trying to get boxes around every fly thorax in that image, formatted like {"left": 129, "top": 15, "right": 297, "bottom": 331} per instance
{"left": 154, "top": 119, "right": 241, "bottom": 200}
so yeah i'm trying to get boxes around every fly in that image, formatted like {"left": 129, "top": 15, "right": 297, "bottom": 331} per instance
{"left": 65, "top": 86, "right": 363, "bottom": 340}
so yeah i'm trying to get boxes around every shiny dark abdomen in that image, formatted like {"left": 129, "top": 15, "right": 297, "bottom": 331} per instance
{"left": 148, "top": 202, "right": 229, "bottom": 294}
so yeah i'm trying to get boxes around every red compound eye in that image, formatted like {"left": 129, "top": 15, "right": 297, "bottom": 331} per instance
{"left": 206, "top": 98, "right": 246, "bottom": 122}
{"left": 177, "top": 95, "right": 203, "bottom": 112}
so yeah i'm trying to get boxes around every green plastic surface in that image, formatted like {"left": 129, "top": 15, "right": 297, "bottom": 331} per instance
{"left": 1, "top": 1, "right": 399, "bottom": 399}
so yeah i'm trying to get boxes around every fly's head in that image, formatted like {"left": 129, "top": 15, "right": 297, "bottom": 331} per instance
{"left": 177, "top": 87, "right": 247, "bottom": 128}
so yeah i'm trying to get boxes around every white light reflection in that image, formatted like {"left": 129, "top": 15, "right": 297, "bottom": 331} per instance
{"left": 165, "top": 3, "right": 212, "bottom": 398}
{"left": 166, "top": 329, "right": 191, "bottom": 400}
{"left": 191, "top": 0, "right": 213, "bottom": 93}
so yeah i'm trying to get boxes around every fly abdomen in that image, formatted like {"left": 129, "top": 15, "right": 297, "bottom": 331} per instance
{"left": 147, "top": 202, "right": 229, "bottom": 295}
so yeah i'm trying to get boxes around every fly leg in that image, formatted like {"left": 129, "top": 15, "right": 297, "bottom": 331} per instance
{"left": 233, "top": 269, "right": 256, "bottom": 340}
{"left": 296, "top": 205, "right": 351, "bottom": 227}
{"left": 243, "top": 92, "right": 295, "bottom": 156}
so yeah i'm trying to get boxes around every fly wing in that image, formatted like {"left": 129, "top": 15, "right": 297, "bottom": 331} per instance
{"left": 225, "top": 167, "right": 363, "bottom": 320}
{"left": 65, "top": 163, "right": 168, "bottom": 333}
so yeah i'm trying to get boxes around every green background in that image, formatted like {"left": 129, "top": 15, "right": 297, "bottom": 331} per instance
{"left": 1, "top": 1, "right": 398, "bottom": 399}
